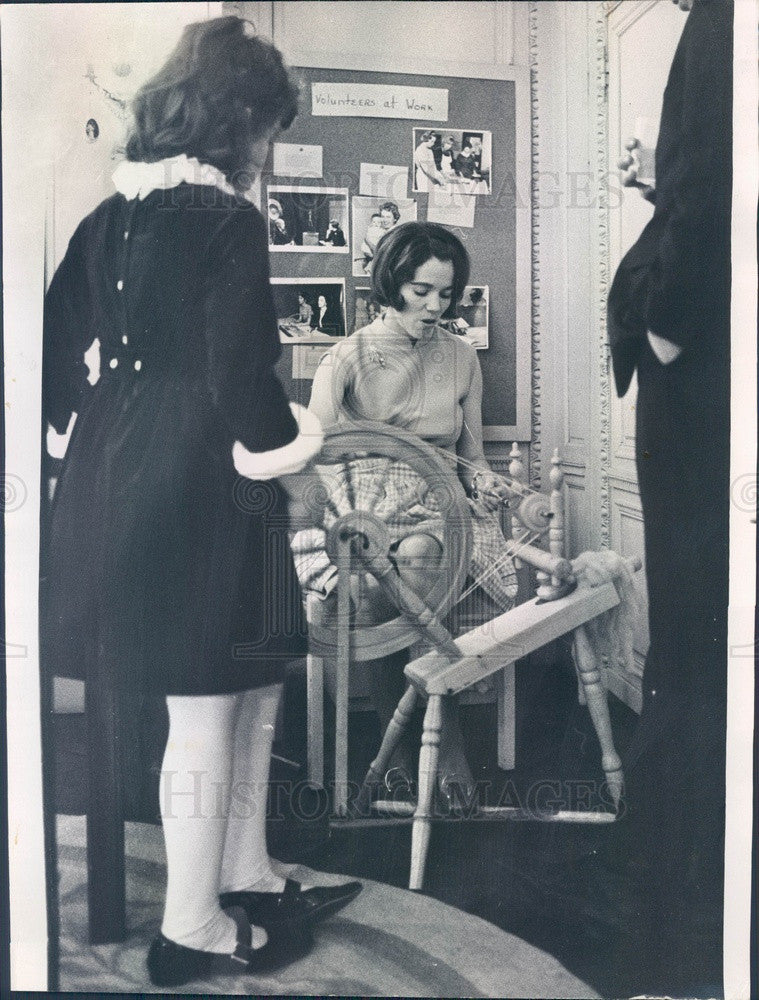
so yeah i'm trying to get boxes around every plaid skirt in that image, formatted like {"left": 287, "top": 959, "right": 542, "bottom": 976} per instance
{"left": 291, "top": 458, "right": 517, "bottom": 612}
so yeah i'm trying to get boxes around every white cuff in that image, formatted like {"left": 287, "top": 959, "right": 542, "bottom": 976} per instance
{"left": 233, "top": 403, "right": 323, "bottom": 480}
{"left": 647, "top": 330, "right": 682, "bottom": 365}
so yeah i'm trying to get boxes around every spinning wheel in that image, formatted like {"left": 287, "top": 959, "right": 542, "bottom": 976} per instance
{"left": 303, "top": 421, "right": 474, "bottom": 663}
{"left": 299, "top": 421, "right": 475, "bottom": 816}
{"left": 299, "top": 422, "right": 635, "bottom": 863}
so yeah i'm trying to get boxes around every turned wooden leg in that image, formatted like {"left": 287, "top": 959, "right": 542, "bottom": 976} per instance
{"left": 334, "top": 538, "right": 351, "bottom": 817}
{"left": 306, "top": 596, "right": 324, "bottom": 788}
{"left": 409, "top": 694, "right": 443, "bottom": 890}
{"left": 573, "top": 624, "right": 624, "bottom": 810}
{"left": 497, "top": 663, "right": 516, "bottom": 770}
{"left": 354, "top": 684, "right": 418, "bottom": 815}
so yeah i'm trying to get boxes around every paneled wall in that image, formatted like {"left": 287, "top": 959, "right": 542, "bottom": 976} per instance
{"left": 531, "top": 0, "right": 686, "bottom": 709}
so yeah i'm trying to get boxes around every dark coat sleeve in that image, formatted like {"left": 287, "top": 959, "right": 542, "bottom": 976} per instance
{"left": 42, "top": 219, "right": 95, "bottom": 434}
{"left": 642, "top": 0, "right": 732, "bottom": 344}
{"left": 607, "top": 0, "right": 732, "bottom": 396}
{"left": 204, "top": 206, "right": 298, "bottom": 453}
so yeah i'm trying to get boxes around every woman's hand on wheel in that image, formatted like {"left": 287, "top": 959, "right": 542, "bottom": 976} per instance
{"left": 471, "top": 471, "right": 507, "bottom": 512}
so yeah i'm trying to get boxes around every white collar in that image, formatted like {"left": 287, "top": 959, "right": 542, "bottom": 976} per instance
{"left": 112, "top": 155, "right": 236, "bottom": 200}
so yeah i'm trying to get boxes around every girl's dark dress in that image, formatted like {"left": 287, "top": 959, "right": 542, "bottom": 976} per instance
{"left": 42, "top": 184, "right": 307, "bottom": 696}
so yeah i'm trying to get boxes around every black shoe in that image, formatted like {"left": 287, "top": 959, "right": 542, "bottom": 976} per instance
{"left": 146, "top": 906, "right": 313, "bottom": 988}
{"left": 220, "top": 877, "right": 362, "bottom": 929}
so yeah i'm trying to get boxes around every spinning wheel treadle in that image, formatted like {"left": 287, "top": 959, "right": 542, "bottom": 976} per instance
{"left": 304, "top": 421, "right": 473, "bottom": 662}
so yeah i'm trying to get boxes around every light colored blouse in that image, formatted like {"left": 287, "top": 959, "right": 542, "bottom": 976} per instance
{"left": 413, "top": 143, "right": 440, "bottom": 192}
{"left": 308, "top": 317, "right": 490, "bottom": 482}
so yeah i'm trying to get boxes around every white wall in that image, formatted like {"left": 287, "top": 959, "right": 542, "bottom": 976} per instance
{"left": 43, "top": 2, "right": 223, "bottom": 264}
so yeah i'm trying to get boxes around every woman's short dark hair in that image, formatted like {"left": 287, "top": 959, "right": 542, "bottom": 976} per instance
{"left": 371, "top": 222, "right": 470, "bottom": 320}
{"left": 125, "top": 16, "right": 298, "bottom": 192}
{"left": 379, "top": 201, "right": 401, "bottom": 223}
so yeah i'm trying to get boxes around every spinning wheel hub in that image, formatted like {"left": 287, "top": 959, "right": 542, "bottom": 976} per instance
{"left": 517, "top": 493, "right": 553, "bottom": 533}
{"left": 324, "top": 510, "right": 390, "bottom": 568}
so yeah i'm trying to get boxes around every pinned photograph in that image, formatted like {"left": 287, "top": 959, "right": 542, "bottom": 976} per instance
{"left": 271, "top": 278, "right": 346, "bottom": 343}
{"left": 351, "top": 195, "right": 417, "bottom": 276}
{"left": 412, "top": 128, "right": 492, "bottom": 196}
{"left": 267, "top": 185, "right": 349, "bottom": 252}
{"left": 353, "top": 287, "right": 385, "bottom": 331}
{"left": 441, "top": 285, "right": 489, "bottom": 349}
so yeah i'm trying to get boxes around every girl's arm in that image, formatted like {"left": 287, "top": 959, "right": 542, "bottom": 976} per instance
{"left": 456, "top": 353, "right": 503, "bottom": 510}
{"left": 308, "top": 348, "right": 344, "bottom": 428}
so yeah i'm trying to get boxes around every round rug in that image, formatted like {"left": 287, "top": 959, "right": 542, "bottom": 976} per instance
{"left": 56, "top": 814, "right": 596, "bottom": 997}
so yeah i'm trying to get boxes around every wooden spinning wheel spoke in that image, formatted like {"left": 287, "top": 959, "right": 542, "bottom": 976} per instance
{"left": 359, "top": 456, "right": 393, "bottom": 515}
{"left": 307, "top": 422, "right": 473, "bottom": 663}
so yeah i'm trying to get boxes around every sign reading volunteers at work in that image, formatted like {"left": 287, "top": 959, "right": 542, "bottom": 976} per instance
{"left": 311, "top": 81, "right": 449, "bottom": 121}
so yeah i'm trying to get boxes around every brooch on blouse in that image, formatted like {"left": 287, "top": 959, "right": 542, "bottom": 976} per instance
{"left": 367, "top": 348, "right": 386, "bottom": 368}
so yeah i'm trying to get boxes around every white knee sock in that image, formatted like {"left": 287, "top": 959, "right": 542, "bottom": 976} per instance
{"left": 220, "top": 684, "right": 287, "bottom": 894}
{"left": 160, "top": 693, "right": 266, "bottom": 952}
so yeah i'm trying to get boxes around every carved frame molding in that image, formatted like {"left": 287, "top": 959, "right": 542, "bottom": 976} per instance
{"left": 593, "top": 1, "right": 612, "bottom": 548}
{"left": 528, "top": 1, "right": 541, "bottom": 488}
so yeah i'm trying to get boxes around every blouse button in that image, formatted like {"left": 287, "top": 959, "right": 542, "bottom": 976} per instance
{"left": 122, "top": 335, "right": 128, "bottom": 345}
{"left": 117, "top": 279, "right": 124, "bottom": 291}
{"left": 109, "top": 358, "right": 118, "bottom": 369}
{"left": 134, "top": 359, "right": 142, "bottom": 372}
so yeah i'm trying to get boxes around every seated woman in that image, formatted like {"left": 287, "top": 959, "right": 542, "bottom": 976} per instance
{"left": 294, "top": 222, "right": 517, "bottom": 801}
{"left": 320, "top": 219, "right": 347, "bottom": 247}
{"left": 278, "top": 292, "right": 313, "bottom": 339}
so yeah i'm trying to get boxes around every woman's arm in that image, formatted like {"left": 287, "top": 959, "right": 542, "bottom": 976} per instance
{"left": 307, "top": 349, "right": 344, "bottom": 427}
{"left": 456, "top": 351, "right": 504, "bottom": 510}
{"left": 456, "top": 353, "right": 488, "bottom": 483}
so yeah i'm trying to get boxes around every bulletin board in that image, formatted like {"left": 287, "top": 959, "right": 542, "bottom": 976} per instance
{"left": 265, "top": 64, "right": 531, "bottom": 440}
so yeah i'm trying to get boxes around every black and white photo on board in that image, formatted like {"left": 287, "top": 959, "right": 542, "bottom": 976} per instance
{"left": 267, "top": 185, "right": 349, "bottom": 251}
{"left": 351, "top": 195, "right": 417, "bottom": 275}
{"left": 412, "top": 128, "right": 492, "bottom": 195}
{"left": 353, "top": 286, "right": 385, "bottom": 331}
{"left": 441, "top": 285, "right": 489, "bottom": 350}
{"left": 271, "top": 277, "right": 346, "bottom": 342}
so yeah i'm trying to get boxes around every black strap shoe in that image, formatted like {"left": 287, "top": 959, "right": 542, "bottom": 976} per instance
{"left": 220, "top": 878, "right": 362, "bottom": 928}
{"left": 146, "top": 906, "right": 313, "bottom": 988}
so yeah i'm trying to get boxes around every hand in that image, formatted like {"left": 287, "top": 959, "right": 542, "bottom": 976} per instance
{"left": 471, "top": 471, "right": 507, "bottom": 512}
{"left": 618, "top": 138, "right": 656, "bottom": 201}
